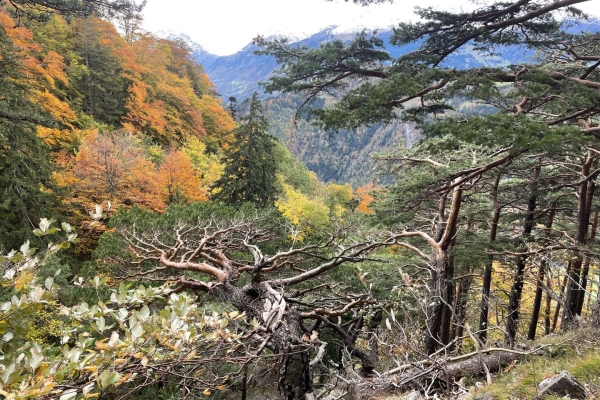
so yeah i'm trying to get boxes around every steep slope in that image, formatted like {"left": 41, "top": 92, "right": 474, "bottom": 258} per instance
{"left": 204, "top": 42, "right": 278, "bottom": 99}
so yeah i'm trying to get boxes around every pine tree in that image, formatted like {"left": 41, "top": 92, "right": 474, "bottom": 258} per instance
{"left": 214, "top": 93, "right": 279, "bottom": 207}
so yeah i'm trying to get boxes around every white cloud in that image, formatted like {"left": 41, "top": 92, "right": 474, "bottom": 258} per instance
{"left": 142, "top": 0, "right": 600, "bottom": 56}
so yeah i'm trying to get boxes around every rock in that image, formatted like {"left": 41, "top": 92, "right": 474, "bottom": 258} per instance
{"left": 398, "top": 391, "right": 423, "bottom": 400}
{"left": 538, "top": 370, "right": 587, "bottom": 399}
{"left": 456, "top": 393, "right": 474, "bottom": 400}
{"left": 474, "top": 392, "right": 494, "bottom": 400}
{"left": 347, "top": 382, "right": 362, "bottom": 400}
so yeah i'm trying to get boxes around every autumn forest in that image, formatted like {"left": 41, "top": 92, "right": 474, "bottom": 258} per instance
{"left": 3, "top": 1, "right": 600, "bottom": 400}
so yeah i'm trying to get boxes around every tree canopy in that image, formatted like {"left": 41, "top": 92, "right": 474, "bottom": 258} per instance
{"left": 3, "top": 0, "right": 146, "bottom": 22}
{"left": 256, "top": 0, "right": 597, "bottom": 132}
{"left": 256, "top": 0, "right": 600, "bottom": 355}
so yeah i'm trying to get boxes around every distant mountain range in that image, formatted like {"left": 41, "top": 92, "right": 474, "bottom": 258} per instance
{"left": 176, "top": 20, "right": 600, "bottom": 186}
{"left": 194, "top": 19, "right": 600, "bottom": 101}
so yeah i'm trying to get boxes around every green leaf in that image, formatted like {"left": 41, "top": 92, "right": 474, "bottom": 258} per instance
{"left": 138, "top": 305, "right": 150, "bottom": 320}
{"left": 2, "top": 363, "right": 19, "bottom": 385}
{"left": 19, "top": 241, "right": 30, "bottom": 256}
{"left": 29, "top": 352, "right": 44, "bottom": 370}
{"left": 61, "top": 222, "right": 73, "bottom": 233}
{"left": 96, "top": 316, "right": 106, "bottom": 333}
{"left": 130, "top": 322, "right": 143, "bottom": 339}
{"left": 39, "top": 218, "right": 51, "bottom": 233}
{"left": 99, "top": 369, "right": 122, "bottom": 389}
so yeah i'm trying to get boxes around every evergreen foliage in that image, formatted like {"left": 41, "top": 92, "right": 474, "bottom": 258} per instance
{"left": 214, "top": 92, "right": 279, "bottom": 207}
{"left": 4, "top": 0, "right": 144, "bottom": 22}
{"left": 74, "top": 18, "right": 128, "bottom": 126}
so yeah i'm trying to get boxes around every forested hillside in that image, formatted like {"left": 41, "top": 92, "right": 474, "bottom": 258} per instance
{"left": 3, "top": 1, "right": 600, "bottom": 400}
{"left": 0, "top": 5, "right": 237, "bottom": 250}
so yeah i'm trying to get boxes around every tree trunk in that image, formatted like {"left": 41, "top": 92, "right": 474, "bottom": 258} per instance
{"left": 592, "top": 290, "right": 600, "bottom": 328}
{"left": 528, "top": 205, "right": 555, "bottom": 340}
{"left": 368, "top": 348, "right": 533, "bottom": 397}
{"left": 440, "top": 250, "right": 456, "bottom": 347}
{"left": 563, "top": 150, "right": 596, "bottom": 329}
{"left": 575, "top": 209, "right": 599, "bottom": 315}
{"left": 425, "top": 250, "right": 455, "bottom": 356}
{"left": 452, "top": 267, "right": 473, "bottom": 350}
{"left": 479, "top": 174, "right": 501, "bottom": 344}
{"left": 552, "top": 261, "right": 571, "bottom": 332}
{"left": 425, "top": 256, "right": 446, "bottom": 355}
{"left": 544, "top": 274, "right": 552, "bottom": 335}
{"left": 426, "top": 184, "right": 462, "bottom": 355}
{"left": 211, "top": 283, "right": 312, "bottom": 400}
{"left": 505, "top": 165, "right": 540, "bottom": 346}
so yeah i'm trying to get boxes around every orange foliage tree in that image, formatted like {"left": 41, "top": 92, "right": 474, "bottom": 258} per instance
{"left": 0, "top": 12, "right": 78, "bottom": 128}
{"left": 72, "top": 130, "right": 164, "bottom": 211}
{"left": 156, "top": 149, "right": 207, "bottom": 205}
{"left": 354, "top": 184, "right": 376, "bottom": 214}
{"left": 120, "top": 33, "right": 212, "bottom": 143}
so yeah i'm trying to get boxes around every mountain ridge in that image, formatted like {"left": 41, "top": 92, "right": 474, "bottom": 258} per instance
{"left": 174, "top": 19, "right": 600, "bottom": 186}
{"left": 187, "top": 18, "right": 600, "bottom": 100}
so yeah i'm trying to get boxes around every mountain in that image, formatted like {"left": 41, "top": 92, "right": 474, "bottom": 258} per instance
{"left": 189, "top": 43, "right": 219, "bottom": 69}
{"left": 202, "top": 41, "right": 277, "bottom": 100}
{"left": 200, "top": 18, "right": 600, "bottom": 100}
{"left": 187, "top": 19, "right": 600, "bottom": 186}
{"left": 158, "top": 32, "right": 219, "bottom": 68}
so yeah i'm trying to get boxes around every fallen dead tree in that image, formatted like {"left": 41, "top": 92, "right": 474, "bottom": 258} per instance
{"left": 360, "top": 346, "right": 543, "bottom": 398}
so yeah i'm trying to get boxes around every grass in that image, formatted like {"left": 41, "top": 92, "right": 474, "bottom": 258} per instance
{"left": 471, "top": 328, "right": 600, "bottom": 399}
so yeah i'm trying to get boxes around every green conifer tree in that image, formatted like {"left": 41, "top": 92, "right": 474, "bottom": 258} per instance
{"left": 214, "top": 92, "right": 279, "bottom": 207}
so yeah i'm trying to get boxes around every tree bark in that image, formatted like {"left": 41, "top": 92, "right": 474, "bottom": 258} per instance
{"left": 452, "top": 267, "right": 473, "bottom": 351}
{"left": 552, "top": 261, "right": 571, "bottom": 332}
{"left": 563, "top": 150, "right": 596, "bottom": 329}
{"left": 544, "top": 274, "right": 552, "bottom": 335}
{"left": 367, "top": 348, "right": 533, "bottom": 397}
{"left": 592, "top": 292, "right": 600, "bottom": 328}
{"left": 561, "top": 150, "right": 597, "bottom": 330}
{"left": 210, "top": 283, "right": 312, "bottom": 400}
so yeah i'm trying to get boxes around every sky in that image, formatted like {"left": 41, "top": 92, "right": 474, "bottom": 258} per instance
{"left": 142, "top": 0, "right": 600, "bottom": 56}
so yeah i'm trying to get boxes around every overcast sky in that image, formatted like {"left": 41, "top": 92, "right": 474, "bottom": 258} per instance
{"left": 142, "top": 0, "right": 600, "bottom": 56}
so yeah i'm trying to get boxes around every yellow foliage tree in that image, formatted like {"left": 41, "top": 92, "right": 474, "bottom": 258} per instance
{"left": 181, "top": 136, "right": 224, "bottom": 196}
{"left": 276, "top": 183, "right": 330, "bottom": 239}
{"left": 322, "top": 182, "right": 353, "bottom": 218}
